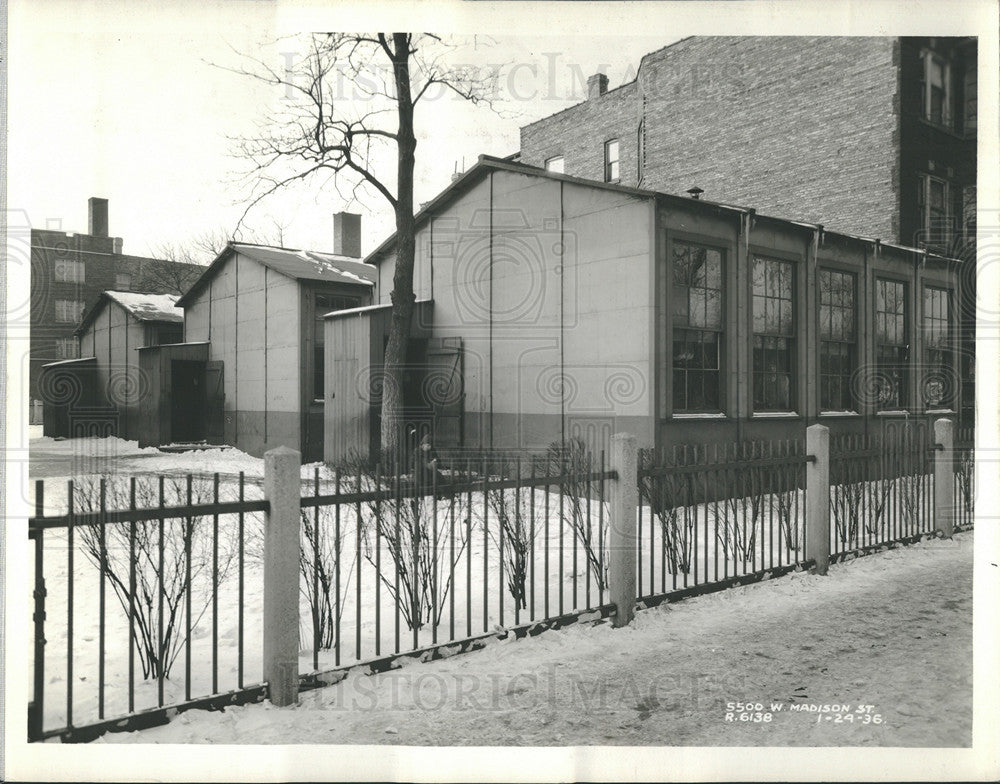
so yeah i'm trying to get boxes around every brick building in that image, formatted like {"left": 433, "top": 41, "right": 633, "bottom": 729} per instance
{"left": 30, "top": 197, "right": 204, "bottom": 411}
{"left": 518, "top": 36, "right": 977, "bottom": 421}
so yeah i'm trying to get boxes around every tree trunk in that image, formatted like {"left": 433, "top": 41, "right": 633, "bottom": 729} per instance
{"left": 380, "top": 33, "right": 417, "bottom": 464}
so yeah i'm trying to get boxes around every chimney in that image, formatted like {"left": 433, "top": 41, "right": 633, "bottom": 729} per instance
{"left": 587, "top": 73, "right": 608, "bottom": 100}
{"left": 686, "top": 187, "right": 704, "bottom": 200}
{"left": 88, "top": 197, "right": 109, "bottom": 237}
{"left": 113, "top": 237, "right": 123, "bottom": 254}
{"left": 333, "top": 212, "right": 362, "bottom": 258}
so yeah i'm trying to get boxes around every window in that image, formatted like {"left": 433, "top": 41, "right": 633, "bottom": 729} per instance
{"left": 54, "top": 299, "right": 85, "bottom": 323}
{"left": 671, "top": 241, "right": 724, "bottom": 412}
{"left": 314, "top": 292, "right": 360, "bottom": 400}
{"left": 604, "top": 139, "right": 619, "bottom": 182}
{"left": 55, "top": 338, "right": 78, "bottom": 359}
{"left": 818, "top": 269, "right": 857, "bottom": 411}
{"left": 115, "top": 273, "right": 132, "bottom": 291}
{"left": 544, "top": 156, "right": 564, "bottom": 174}
{"left": 54, "top": 259, "right": 85, "bottom": 283}
{"left": 918, "top": 175, "right": 952, "bottom": 247}
{"left": 922, "top": 286, "right": 953, "bottom": 408}
{"left": 752, "top": 256, "right": 795, "bottom": 411}
{"left": 922, "top": 51, "right": 952, "bottom": 127}
{"left": 874, "top": 279, "right": 908, "bottom": 410}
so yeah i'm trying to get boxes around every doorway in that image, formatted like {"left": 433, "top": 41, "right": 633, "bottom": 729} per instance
{"left": 171, "top": 360, "right": 205, "bottom": 443}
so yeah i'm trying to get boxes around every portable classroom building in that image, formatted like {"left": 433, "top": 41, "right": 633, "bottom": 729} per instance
{"left": 162, "top": 242, "right": 376, "bottom": 460}
{"left": 40, "top": 291, "right": 184, "bottom": 439}
{"left": 324, "top": 156, "right": 966, "bottom": 463}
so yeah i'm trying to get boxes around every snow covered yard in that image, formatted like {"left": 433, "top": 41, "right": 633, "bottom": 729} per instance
{"left": 96, "top": 531, "right": 973, "bottom": 747}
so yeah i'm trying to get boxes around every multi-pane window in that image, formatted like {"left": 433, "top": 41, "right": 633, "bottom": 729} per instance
{"left": 54, "top": 259, "right": 85, "bottom": 283}
{"left": 917, "top": 175, "right": 952, "bottom": 247}
{"left": 671, "top": 241, "right": 723, "bottom": 412}
{"left": 922, "top": 286, "right": 952, "bottom": 408}
{"left": 604, "top": 139, "right": 619, "bottom": 182}
{"left": 54, "top": 299, "right": 85, "bottom": 323}
{"left": 875, "top": 279, "right": 908, "bottom": 410}
{"left": 922, "top": 52, "right": 951, "bottom": 127}
{"left": 819, "top": 269, "right": 856, "bottom": 411}
{"left": 752, "top": 256, "right": 795, "bottom": 411}
{"left": 314, "top": 292, "right": 360, "bottom": 400}
{"left": 115, "top": 273, "right": 132, "bottom": 290}
{"left": 544, "top": 156, "right": 564, "bottom": 174}
{"left": 55, "top": 338, "right": 78, "bottom": 359}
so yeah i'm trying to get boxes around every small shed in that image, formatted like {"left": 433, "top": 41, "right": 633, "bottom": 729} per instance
{"left": 41, "top": 291, "right": 186, "bottom": 440}
{"left": 175, "top": 242, "right": 376, "bottom": 460}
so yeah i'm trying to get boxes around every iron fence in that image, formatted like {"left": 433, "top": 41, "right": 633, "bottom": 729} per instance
{"left": 26, "top": 423, "right": 972, "bottom": 742}
{"left": 297, "top": 449, "right": 616, "bottom": 671}
{"left": 828, "top": 430, "right": 936, "bottom": 556}
{"left": 27, "top": 451, "right": 617, "bottom": 742}
{"left": 28, "top": 473, "right": 267, "bottom": 742}
{"left": 954, "top": 426, "right": 975, "bottom": 530}
{"left": 636, "top": 441, "right": 812, "bottom": 602}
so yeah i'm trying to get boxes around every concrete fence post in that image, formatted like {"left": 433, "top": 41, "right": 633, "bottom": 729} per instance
{"left": 805, "top": 424, "right": 830, "bottom": 576}
{"left": 263, "top": 445, "right": 301, "bottom": 707}
{"left": 934, "top": 418, "right": 955, "bottom": 538}
{"left": 608, "top": 432, "right": 638, "bottom": 628}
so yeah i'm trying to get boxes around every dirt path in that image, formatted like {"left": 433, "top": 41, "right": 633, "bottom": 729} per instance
{"left": 99, "top": 532, "right": 973, "bottom": 747}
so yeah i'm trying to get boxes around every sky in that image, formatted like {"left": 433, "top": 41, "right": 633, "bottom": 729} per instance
{"left": 8, "top": 1, "right": 672, "bottom": 261}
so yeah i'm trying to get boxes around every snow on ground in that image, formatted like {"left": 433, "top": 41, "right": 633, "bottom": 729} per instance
{"left": 97, "top": 532, "right": 973, "bottom": 747}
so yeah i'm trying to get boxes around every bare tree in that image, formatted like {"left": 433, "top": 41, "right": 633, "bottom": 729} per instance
{"left": 229, "top": 33, "right": 497, "bottom": 460}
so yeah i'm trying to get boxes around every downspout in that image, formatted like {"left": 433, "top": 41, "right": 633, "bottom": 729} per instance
{"left": 560, "top": 181, "right": 565, "bottom": 448}
{"left": 737, "top": 208, "right": 755, "bottom": 444}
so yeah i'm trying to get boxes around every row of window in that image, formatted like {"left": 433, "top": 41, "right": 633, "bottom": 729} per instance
{"left": 670, "top": 240, "right": 954, "bottom": 415}
{"left": 544, "top": 138, "right": 621, "bottom": 183}
{"left": 50, "top": 259, "right": 132, "bottom": 290}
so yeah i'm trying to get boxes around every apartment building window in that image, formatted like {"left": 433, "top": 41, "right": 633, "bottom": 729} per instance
{"left": 544, "top": 156, "right": 564, "bottom": 174}
{"left": 752, "top": 256, "right": 795, "bottom": 411}
{"left": 921, "top": 50, "right": 952, "bottom": 127}
{"left": 604, "top": 139, "right": 619, "bottom": 182}
{"left": 314, "top": 292, "right": 360, "bottom": 400}
{"left": 819, "top": 269, "right": 857, "bottom": 411}
{"left": 54, "top": 259, "right": 85, "bottom": 283}
{"left": 54, "top": 298, "right": 85, "bottom": 323}
{"left": 874, "top": 279, "right": 908, "bottom": 410}
{"left": 917, "top": 175, "right": 952, "bottom": 246}
{"left": 55, "top": 338, "right": 78, "bottom": 359}
{"left": 922, "top": 286, "right": 953, "bottom": 408}
{"left": 671, "top": 241, "right": 724, "bottom": 412}
{"left": 115, "top": 273, "right": 132, "bottom": 290}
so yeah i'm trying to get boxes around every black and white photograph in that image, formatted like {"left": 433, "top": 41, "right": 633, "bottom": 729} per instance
{"left": 3, "top": 0, "right": 998, "bottom": 781}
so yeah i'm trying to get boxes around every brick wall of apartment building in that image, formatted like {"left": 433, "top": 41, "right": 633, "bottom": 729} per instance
{"left": 521, "top": 36, "right": 902, "bottom": 241}
{"left": 30, "top": 228, "right": 204, "bottom": 397}
{"left": 520, "top": 81, "right": 638, "bottom": 185}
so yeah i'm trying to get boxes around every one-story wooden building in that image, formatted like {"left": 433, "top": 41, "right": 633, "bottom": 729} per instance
{"left": 324, "top": 155, "right": 966, "bottom": 463}
{"left": 40, "top": 291, "right": 184, "bottom": 439}
{"left": 145, "top": 242, "right": 377, "bottom": 460}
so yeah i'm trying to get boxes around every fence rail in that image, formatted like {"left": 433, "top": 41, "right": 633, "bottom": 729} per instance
{"left": 26, "top": 419, "right": 974, "bottom": 742}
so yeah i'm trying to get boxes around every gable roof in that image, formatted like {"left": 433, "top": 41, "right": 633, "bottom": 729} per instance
{"left": 75, "top": 291, "right": 184, "bottom": 335}
{"left": 176, "top": 241, "right": 376, "bottom": 307}
{"left": 365, "top": 155, "right": 964, "bottom": 268}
